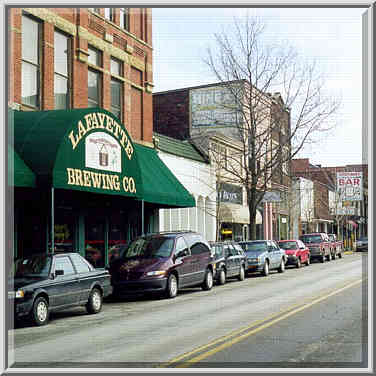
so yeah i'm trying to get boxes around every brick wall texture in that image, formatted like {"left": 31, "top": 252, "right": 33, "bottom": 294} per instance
{"left": 8, "top": 7, "right": 153, "bottom": 144}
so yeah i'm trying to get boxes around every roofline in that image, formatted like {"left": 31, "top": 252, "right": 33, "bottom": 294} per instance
{"left": 153, "top": 79, "right": 248, "bottom": 96}
{"left": 153, "top": 132, "right": 210, "bottom": 164}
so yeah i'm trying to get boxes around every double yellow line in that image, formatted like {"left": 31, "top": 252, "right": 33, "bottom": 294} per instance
{"left": 162, "top": 278, "right": 363, "bottom": 368}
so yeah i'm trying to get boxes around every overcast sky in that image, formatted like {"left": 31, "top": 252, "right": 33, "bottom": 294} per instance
{"left": 152, "top": 6, "right": 367, "bottom": 167}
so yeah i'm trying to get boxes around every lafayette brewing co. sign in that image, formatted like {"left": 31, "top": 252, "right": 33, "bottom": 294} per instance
{"left": 336, "top": 171, "right": 363, "bottom": 202}
{"left": 53, "top": 111, "right": 140, "bottom": 197}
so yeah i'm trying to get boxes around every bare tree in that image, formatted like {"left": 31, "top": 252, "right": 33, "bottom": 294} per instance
{"left": 196, "top": 15, "right": 340, "bottom": 240}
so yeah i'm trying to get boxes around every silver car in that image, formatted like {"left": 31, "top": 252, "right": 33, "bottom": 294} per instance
{"left": 238, "top": 240, "right": 287, "bottom": 277}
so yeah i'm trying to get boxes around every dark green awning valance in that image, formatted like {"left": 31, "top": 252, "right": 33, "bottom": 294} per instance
{"left": 135, "top": 144, "right": 195, "bottom": 208}
{"left": 12, "top": 108, "right": 195, "bottom": 208}
{"left": 8, "top": 145, "right": 36, "bottom": 187}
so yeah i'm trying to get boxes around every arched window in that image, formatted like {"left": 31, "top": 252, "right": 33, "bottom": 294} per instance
{"left": 197, "top": 196, "right": 205, "bottom": 236}
{"left": 189, "top": 198, "right": 197, "bottom": 231}
{"left": 205, "top": 197, "right": 214, "bottom": 241}
{"left": 163, "top": 209, "right": 171, "bottom": 231}
{"left": 181, "top": 208, "right": 189, "bottom": 231}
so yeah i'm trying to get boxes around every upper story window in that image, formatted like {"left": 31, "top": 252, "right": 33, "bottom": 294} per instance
{"left": 21, "top": 15, "right": 41, "bottom": 108}
{"left": 119, "top": 8, "right": 130, "bottom": 31}
{"left": 88, "top": 69, "right": 101, "bottom": 108}
{"left": 111, "top": 58, "right": 122, "bottom": 77}
{"left": 54, "top": 30, "right": 70, "bottom": 109}
{"left": 88, "top": 46, "right": 102, "bottom": 67}
{"left": 110, "top": 57, "right": 123, "bottom": 120}
{"left": 104, "top": 8, "right": 115, "bottom": 22}
{"left": 87, "top": 45, "right": 102, "bottom": 108}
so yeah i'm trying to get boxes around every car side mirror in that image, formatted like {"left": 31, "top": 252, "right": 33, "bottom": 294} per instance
{"left": 55, "top": 269, "right": 64, "bottom": 277}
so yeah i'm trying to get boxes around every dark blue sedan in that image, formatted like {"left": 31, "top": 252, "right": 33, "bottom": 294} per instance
{"left": 9, "top": 252, "right": 112, "bottom": 326}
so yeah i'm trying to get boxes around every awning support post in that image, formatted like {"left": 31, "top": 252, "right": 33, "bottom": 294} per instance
{"left": 141, "top": 199, "right": 145, "bottom": 236}
{"left": 51, "top": 187, "right": 55, "bottom": 254}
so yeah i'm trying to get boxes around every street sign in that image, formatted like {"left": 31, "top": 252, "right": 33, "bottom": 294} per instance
{"left": 336, "top": 172, "right": 363, "bottom": 201}
{"left": 261, "top": 191, "right": 282, "bottom": 202}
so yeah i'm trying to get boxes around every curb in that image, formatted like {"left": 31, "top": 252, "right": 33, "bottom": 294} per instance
{"left": 344, "top": 251, "right": 354, "bottom": 255}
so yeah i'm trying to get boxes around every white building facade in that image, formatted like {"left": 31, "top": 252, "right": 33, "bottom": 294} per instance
{"left": 155, "top": 135, "right": 217, "bottom": 242}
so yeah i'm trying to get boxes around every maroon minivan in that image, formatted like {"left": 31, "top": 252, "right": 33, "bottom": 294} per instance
{"left": 109, "top": 231, "right": 215, "bottom": 299}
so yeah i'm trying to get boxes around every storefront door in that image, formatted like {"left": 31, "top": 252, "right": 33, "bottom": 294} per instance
{"left": 85, "top": 217, "right": 106, "bottom": 268}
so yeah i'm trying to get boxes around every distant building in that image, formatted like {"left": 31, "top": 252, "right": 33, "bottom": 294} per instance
{"left": 153, "top": 80, "right": 290, "bottom": 240}
{"left": 291, "top": 159, "right": 367, "bottom": 238}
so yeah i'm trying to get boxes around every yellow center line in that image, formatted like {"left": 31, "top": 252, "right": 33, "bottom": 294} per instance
{"left": 163, "top": 278, "right": 363, "bottom": 368}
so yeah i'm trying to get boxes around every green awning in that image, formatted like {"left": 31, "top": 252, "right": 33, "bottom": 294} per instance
{"left": 135, "top": 143, "right": 195, "bottom": 207}
{"left": 8, "top": 145, "right": 36, "bottom": 187}
{"left": 12, "top": 108, "right": 195, "bottom": 208}
{"left": 13, "top": 108, "right": 141, "bottom": 199}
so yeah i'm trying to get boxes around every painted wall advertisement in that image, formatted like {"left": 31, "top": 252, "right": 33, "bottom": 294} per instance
{"left": 336, "top": 172, "right": 363, "bottom": 201}
{"left": 190, "top": 86, "right": 240, "bottom": 127}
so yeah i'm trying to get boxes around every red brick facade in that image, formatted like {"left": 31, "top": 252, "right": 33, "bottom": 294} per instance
{"left": 153, "top": 89, "right": 191, "bottom": 140}
{"left": 8, "top": 7, "right": 153, "bottom": 144}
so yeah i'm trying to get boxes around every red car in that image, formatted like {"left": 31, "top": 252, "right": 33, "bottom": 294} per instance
{"left": 277, "top": 240, "right": 310, "bottom": 268}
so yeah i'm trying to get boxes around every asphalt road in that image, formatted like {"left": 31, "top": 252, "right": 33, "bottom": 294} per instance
{"left": 8, "top": 251, "right": 368, "bottom": 369}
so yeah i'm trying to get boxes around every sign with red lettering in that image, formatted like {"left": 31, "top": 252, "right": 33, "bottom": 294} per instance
{"left": 336, "top": 172, "right": 363, "bottom": 201}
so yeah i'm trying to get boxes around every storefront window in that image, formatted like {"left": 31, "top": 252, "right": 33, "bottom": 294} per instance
{"left": 85, "top": 218, "right": 105, "bottom": 268}
{"left": 109, "top": 214, "right": 127, "bottom": 262}
{"left": 51, "top": 208, "right": 76, "bottom": 252}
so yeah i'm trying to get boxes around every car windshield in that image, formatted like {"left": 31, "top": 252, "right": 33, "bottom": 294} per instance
{"left": 278, "top": 241, "right": 298, "bottom": 250}
{"left": 122, "top": 236, "right": 174, "bottom": 259}
{"left": 14, "top": 255, "right": 52, "bottom": 278}
{"left": 241, "top": 242, "right": 267, "bottom": 253}
{"left": 328, "top": 235, "right": 335, "bottom": 241}
{"left": 300, "top": 235, "right": 322, "bottom": 244}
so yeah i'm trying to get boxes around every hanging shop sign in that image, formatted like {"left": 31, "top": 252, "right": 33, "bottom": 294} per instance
{"left": 217, "top": 183, "right": 243, "bottom": 205}
{"left": 261, "top": 191, "right": 282, "bottom": 203}
{"left": 336, "top": 172, "right": 363, "bottom": 202}
{"left": 61, "top": 112, "right": 139, "bottom": 196}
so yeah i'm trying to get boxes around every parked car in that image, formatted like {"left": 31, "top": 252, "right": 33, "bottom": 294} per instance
{"left": 9, "top": 252, "right": 112, "bottom": 326}
{"left": 277, "top": 240, "right": 310, "bottom": 268}
{"left": 327, "top": 233, "right": 344, "bottom": 259}
{"left": 238, "top": 240, "right": 287, "bottom": 277}
{"left": 109, "top": 231, "right": 216, "bottom": 299}
{"left": 211, "top": 242, "right": 247, "bottom": 285}
{"left": 299, "top": 233, "right": 331, "bottom": 263}
{"left": 356, "top": 236, "right": 368, "bottom": 252}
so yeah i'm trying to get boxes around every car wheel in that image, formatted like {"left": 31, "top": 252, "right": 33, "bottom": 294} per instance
{"left": 166, "top": 274, "right": 178, "bottom": 298}
{"left": 296, "top": 258, "right": 301, "bottom": 268}
{"left": 332, "top": 252, "right": 336, "bottom": 260}
{"left": 305, "top": 255, "right": 310, "bottom": 266}
{"left": 321, "top": 254, "right": 325, "bottom": 263}
{"left": 202, "top": 268, "right": 213, "bottom": 291}
{"left": 338, "top": 252, "right": 342, "bottom": 259}
{"left": 326, "top": 253, "right": 331, "bottom": 261}
{"left": 218, "top": 268, "right": 226, "bottom": 285}
{"left": 238, "top": 265, "right": 245, "bottom": 281}
{"left": 262, "top": 261, "right": 269, "bottom": 277}
{"left": 278, "top": 259, "right": 285, "bottom": 273}
{"left": 31, "top": 296, "right": 49, "bottom": 326}
{"left": 86, "top": 288, "right": 103, "bottom": 314}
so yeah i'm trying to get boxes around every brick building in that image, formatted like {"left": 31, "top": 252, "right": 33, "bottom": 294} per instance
{"left": 8, "top": 7, "right": 196, "bottom": 266}
{"left": 153, "top": 81, "right": 290, "bottom": 241}
{"left": 291, "top": 158, "right": 368, "bottom": 238}
{"left": 9, "top": 7, "right": 153, "bottom": 144}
